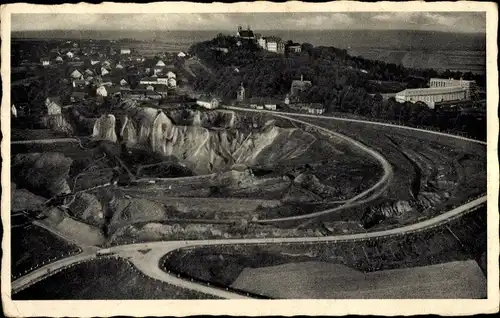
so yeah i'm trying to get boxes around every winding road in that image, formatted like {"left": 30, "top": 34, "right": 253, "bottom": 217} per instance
{"left": 11, "top": 110, "right": 487, "bottom": 299}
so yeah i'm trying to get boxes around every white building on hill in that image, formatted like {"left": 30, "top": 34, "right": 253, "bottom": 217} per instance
{"left": 395, "top": 86, "right": 466, "bottom": 109}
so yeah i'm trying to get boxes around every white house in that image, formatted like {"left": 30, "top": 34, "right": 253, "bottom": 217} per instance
{"left": 96, "top": 86, "right": 108, "bottom": 97}
{"left": 90, "top": 59, "right": 100, "bottom": 65}
{"left": 120, "top": 78, "right": 129, "bottom": 86}
{"left": 102, "top": 60, "right": 111, "bottom": 67}
{"left": 120, "top": 48, "right": 131, "bottom": 55}
{"left": 115, "top": 63, "right": 124, "bottom": 69}
{"left": 66, "top": 51, "right": 74, "bottom": 59}
{"left": 177, "top": 51, "right": 186, "bottom": 58}
{"left": 41, "top": 58, "right": 50, "bottom": 66}
{"left": 101, "top": 67, "right": 110, "bottom": 76}
{"left": 167, "top": 71, "right": 176, "bottom": 79}
{"left": 156, "top": 60, "right": 166, "bottom": 67}
{"left": 45, "top": 97, "right": 62, "bottom": 115}
{"left": 55, "top": 56, "right": 63, "bottom": 63}
{"left": 196, "top": 96, "right": 219, "bottom": 109}
{"left": 70, "top": 69, "right": 83, "bottom": 79}
{"left": 264, "top": 103, "right": 277, "bottom": 110}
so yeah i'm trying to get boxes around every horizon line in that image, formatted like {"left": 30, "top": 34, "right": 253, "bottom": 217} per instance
{"left": 12, "top": 28, "right": 486, "bottom": 35}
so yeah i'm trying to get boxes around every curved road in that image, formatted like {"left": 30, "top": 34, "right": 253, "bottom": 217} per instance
{"left": 12, "top": 111, "right": 487, "bottom": 298}
{"left": 12, "top": 195, "right": 486, "bottom": 297}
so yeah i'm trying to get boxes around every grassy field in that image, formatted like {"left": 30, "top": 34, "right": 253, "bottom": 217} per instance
{"left": 230, "top": 260, "right": 486, "bottom": 299}
{"left": 13, "top": 257, "right": 219, "bottom": 300}
{"left": 161, "top": 207, "right": 486, "bottom": 289}
{"left": 11, "top": 224, "right": 81, "bottom": 279}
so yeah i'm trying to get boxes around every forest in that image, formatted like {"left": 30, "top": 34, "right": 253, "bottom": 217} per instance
{"left": 188, "top": 35, "right": 486, "bottom": 140}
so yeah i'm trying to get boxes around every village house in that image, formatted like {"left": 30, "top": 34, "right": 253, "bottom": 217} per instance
{"left": 11, "top": 104, "right": 17, "bottom": 118}
{"left": 128, "top": 89, "right": 163, "bottom": 101}
{"left": 70, "top": 91, "right": 88, "bottom": 103}
{"left": 55, "top": 56, "right": 64, "bottom": 63}
{"left": 298, "top": 103, "right": 325, "bottom": 115}
{"left": 45, "top": 96, "right": 62, "bottom": 115}
{"left": 96, "top": 85, "right": 108, "bottom": 97}
{"left": 115, "top": 63, "right": 124, "bottom": 69}
{"left": 70, "top": 69, "right": 84, "bottom": 80}
{"left": 120, "top": 78, "right": 129, "bottom": 87}
{"left": 101, "top": 66, "right": 110, "bottom": 76}
{"left": 66, "top": 51, "right": 74, "bottom": 59}
{"left": 120, "top": 48, "right": 131, "bottom": 55}
{"left": 196, "top": 95, "right": 220, "bottom": 109}
{"left": 72, "top": 79, "right": 87, "bottom": 90}
{"left": 40, "top": 57, "right": 51, "bottom": 66}
{"left": 177, "top": 51, "right": 186, "bottom": 58}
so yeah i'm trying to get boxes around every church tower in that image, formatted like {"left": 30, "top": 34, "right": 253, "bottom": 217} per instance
{"left": 237, "top": 82, "right": 245, "bottom": 102}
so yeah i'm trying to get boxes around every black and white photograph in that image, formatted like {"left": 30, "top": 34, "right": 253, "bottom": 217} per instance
{"left": 1, "top": 1, "right": 498, "bottom": 316}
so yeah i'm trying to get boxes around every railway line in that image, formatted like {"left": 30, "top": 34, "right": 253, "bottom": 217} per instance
{"left": 11, "top": 111, "right": 487, "bottom": 299}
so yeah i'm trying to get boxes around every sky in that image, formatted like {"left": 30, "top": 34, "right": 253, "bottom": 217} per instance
{"left": 11, "top": 12, "right": 486, "bottom": 33}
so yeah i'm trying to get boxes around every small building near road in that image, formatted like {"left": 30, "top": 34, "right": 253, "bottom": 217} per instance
{"left": 196, "top": 95, "right": 219, "bottom": 109}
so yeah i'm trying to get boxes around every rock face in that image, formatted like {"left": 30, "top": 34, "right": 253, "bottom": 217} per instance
{"left": 92, "top": 114, "right": 118, "bottom": 142}
{"left": 90, "top": 104, "right": 316, "bottom": 174}
{"left": 294, "top": 173, "right": 340, "bottom": 199}
{"left": 11, "top": 152, "right": 73, "bottom": 197}
{"left": 42, "top": 114, "right": 73, "bottom": 134}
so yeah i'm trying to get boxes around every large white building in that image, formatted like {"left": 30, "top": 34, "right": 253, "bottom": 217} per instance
{"left": 395, "top": 86, "right": 466, "bottom": 109}
{"left": 429, "top": 78, "right": 476, "bottom": 99}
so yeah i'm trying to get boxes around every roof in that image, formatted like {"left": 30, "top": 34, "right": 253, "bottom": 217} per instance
{"left": 238, "top": 30, "right": 255, "bottom": 38}
{"left": 397, "top": 86, "right": 466, "bottom": 96}
{"left": 264, "top": 36, "right": 282, "bottom": 43}
{"left": 197, "top": 95, "right": 218, "bottom": 102}
{"left": 140, "top": 76, "right": 158, "bottom": 82}
{"left": 291, "top": 80, "right": 312, "bottom": 89}
{"left": 47, "top": 96, "right": 62, "bottom": 104}
{"left": 430, "top": 77, "right": 476, "bottom": 83}
{"left": 71, "top": 91, "right": 88, "bottom": 97}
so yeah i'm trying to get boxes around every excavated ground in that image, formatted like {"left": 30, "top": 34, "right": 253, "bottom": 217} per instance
{"left": 11, "top": 100, "right": 382, "bottom": 244}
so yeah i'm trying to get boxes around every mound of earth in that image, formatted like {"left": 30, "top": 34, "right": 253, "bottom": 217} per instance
{"left": 87, "top": 102, "right": 316, "bottom": 175}
{"left": 11, "top": 152, "right": 73, "bottom": 197}
{"left": 11, "top": 184, "right": 46, "bottom": 212}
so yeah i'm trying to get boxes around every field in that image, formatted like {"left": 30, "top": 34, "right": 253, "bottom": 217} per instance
{"left": 11, "top": 224, "right": 82, "bottom": 279}
{"left": 230, "top": 260, "right": 486, "bottom": 298}
{"left": 160, "top": 207, "right": 486, "bottom": 290}
{"left": 13, "top": 257, "right": 220, "bottom": 300}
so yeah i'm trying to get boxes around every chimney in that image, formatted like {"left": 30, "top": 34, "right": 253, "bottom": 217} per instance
{"left": 301, "top": 74, "right": 303, "bottom": 82}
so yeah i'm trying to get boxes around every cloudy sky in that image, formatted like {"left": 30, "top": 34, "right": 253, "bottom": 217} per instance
{"left": 12, "top": 12, "right": 485, "bottom": 33}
